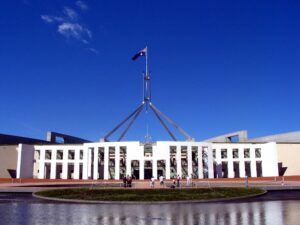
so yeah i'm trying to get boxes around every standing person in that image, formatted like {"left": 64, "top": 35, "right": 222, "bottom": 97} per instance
{"left": 123, "top": 176, "right": 127, "bottom": 187}
{"left": 127, "top": 176, "right": 132, "bottom": 188}
{"left": 171, "top": 179, "right": 176, "bottom": 188}
{"left": 186, "top": 175, "right": 190, "bottom": 187}
{"left": 159, "top": 175, "right": 164, "bottom": 187}
{"left": 150, "top": 176, "right": 155, "bottom": 188}
{"left": 176, "top": 174, "right": 181, "bottom": 188}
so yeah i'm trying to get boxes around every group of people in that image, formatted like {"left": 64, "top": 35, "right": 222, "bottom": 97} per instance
{"left": 150, "top": 174, "right": 193, "bottom": 188}
{"left": 123, "top": 174, "right": 193, "bottom": 188}
{"left": 150, "top": 175, "right": 164, "bottom": 188}
{"left": 123, "top": 175, "right": 133, "bottom": 187}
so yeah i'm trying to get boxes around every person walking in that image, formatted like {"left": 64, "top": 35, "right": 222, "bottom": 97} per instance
{"left": 150, "top": 176, "right": 155, "bottom": 188}
{"left": 159, "top": 175, "right": 164, "bottom": 187}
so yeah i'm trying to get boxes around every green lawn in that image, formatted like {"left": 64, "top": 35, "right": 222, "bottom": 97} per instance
{"left": 35, "top": 187, "right": 264, "bottom": 202}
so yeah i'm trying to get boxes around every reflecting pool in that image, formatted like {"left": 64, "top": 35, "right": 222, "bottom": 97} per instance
{"left": 0, "top": 192, "right": 299, "bottom": 225}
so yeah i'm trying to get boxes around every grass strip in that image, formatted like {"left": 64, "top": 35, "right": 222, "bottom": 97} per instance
{"left": 35, "top": 187, "right": 264, "bottom": 202}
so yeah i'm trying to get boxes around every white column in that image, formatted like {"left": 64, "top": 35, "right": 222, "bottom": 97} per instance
{"left": 38, "top": 149, "right": 45, "bottom": 179}
{"left": 152, "top": 160, "right": 157, "bottom": 179}
{"left": 176, "top": 146, "right": 182, "bottom": 177}
{"left": 50, "top": 150, "right": 57, "bottom": 179}
{"left": 82, "top": 148, "right": 89, "bottom": 180}
{"left": 104, "top": 146, "right": 109, "bottom": 180}
{"left": 61, "top": 149, "right": 68, "bottom": 179}
{"left": 115, "top": 147, "right": 120, "bottom": 180}
{"left": 215, "top": 148, "right": 222, "bottom": 178}
{"left": 126, "top": 159, "right": 131, "bottom": 177}
{"left": 93, "top": 147, "right": 99, "bottom": 180}
{"left": 207, "top": 146, "right": 214, "bottom": 179}
{"left": 166, "top": 157, "right": 171, "bottom": 179}
{"left": 261, "top": 142, "right": 278, "bottom": 176}
{"left": 87, "top": 148, "right": 92, "bottom": 179}
{"left": 228, "top": 148, "right": 234, "bottom": 178}
{"left": 16, "top": 144, "right": 35, "bottom": 179}
{"left": 198, "top": 147, "right": 203, "bottom": 179}
{"left": 139, "top": 160, "right": 144, "bottom": 180}
{"left": 16, "top": 145, "right": 22, "bottom": 179}
{"left": 251, "top": 160, "right": 257, "bottom": 177}
{"left": 74, "top": 149, "right": 80, "bottom": 179}
{"left": 239, "top": 148, "right": 246, "bottom": 177}
{"left": 187, "top": 146, "right": 192, "bottom": 178}
{"left": 250, "top": 148, "right": 257, "bottom": 177}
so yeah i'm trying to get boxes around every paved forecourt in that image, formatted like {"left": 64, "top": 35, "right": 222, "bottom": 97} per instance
{"left": 1, "top": 176, "right": 300, "bottom": 192}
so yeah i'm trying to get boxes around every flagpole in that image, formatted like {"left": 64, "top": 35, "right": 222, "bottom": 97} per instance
{"left": 145, "top": 46, "right": 148, "bottom": 77}
{"left": 144, "top": 46, "right": 150, "bottom": 110}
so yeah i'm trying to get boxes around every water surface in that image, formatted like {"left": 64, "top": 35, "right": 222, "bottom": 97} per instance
{"left": 0, "top": 192, "right": 299, "bottom": 225}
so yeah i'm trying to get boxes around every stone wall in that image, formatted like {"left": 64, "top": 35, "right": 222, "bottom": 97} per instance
{"left": 0, "top": 145, "right": 18, "bottom": 178}
{"left": 277, "top": 143, "right": 300, "bottom": 176}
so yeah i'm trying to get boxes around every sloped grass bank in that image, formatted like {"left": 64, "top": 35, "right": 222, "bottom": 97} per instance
{"left": 34, "top": 187, "right": 264, "bottom": 202}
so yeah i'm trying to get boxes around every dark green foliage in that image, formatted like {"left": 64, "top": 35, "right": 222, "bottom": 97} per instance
{"left": 35, "top": 187, "right": 264, "bottom": 202}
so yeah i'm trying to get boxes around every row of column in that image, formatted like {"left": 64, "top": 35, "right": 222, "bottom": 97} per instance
{"left": 37, "top": 145, "right": 215, "bottom": 180}
{"left": 38, "top": 148, "right": 83, "bottom": 179}
{"left": 87, "top": 145, "right": 214, "bottom": 180}
{"left": 214, "top": 147, "right": 258, "bottom": 178}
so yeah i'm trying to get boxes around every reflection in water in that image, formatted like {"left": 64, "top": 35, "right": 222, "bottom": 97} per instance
{"left": 1, "top": 200, "right": 300, "bottom": 225}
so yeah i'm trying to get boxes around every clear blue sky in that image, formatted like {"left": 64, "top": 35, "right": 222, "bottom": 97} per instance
{"left": 1, "top": 0, "right": 300, "bottom": 142}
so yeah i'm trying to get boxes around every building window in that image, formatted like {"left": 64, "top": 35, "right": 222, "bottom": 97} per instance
{"left": 80, "top": 150, "right": 84, "bottom": 159}
{"left": 212, "top": 149, "right": 216, "bottom": 158}
{"left": 255, "top": 148, "right": 261, "bottom": 158}
{"left": 68, "top": 150, "right": 75, "bottom": 160}
{"left": 202, "top": 147, "right": 209, "bottom": 178}
{"left": 244, "top": 149, "right": 250, "bottom": 158}
{"left": 221, "top": 149, "right": 227, "bottom": 159}
{"left": 45, "top": 150, "right": 52, "bottom": 160}
{"left": 99, "top": 148, "right": 104, "bottom": 162}
{"left": 109, "top": 147, "right": 116, "bottom": 179}
{"left": 233, "top": 149, "right": 239, "bottom": 159}
{"left": 144, "top": 144, "right": 153, "bottom": 157}
{"left": 35, "top": 150, "right": 40, "bottom": 160}
{"left": 192, "top": 146, "right": 198, "bottom": 178}
{"left": 119, "top": 147, "right": 127, "bottom": 179}
{"left": 57, "top": 150, "right": 63, "bottom": 160}
{"left": 170, "top": 146, "right": 177, "bottom": 178}
{"left": 181, "top": 146, "right": 188, "bottom": 178}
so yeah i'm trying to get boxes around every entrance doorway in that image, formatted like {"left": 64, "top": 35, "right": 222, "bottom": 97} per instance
{"left": 68, "top": 164, "right": 73, "bottom": 179}
{"left": 234, "top": 162, "right": 240, "bottom": 178}
{"left": 144, "top": 160, "right": 152, "bottom": 179}
{"left": 221, "top": 162, "right": 228, "bottom": 178}
{"left": 44, "top": 163, "right": 51, "bottom": 179}
{"left": 131, "top": 160, "right": 139, "bottom": 179}
{"left": 79, "top": 164, "right": 83, "bottom": 179}
{"left": 157, "top": 160, "right": 166, "bottom": 178}
{"left": 256, "top": 161, "right": 262, "bottom": 177}
{"left": 245, "top": 161, "right": 251, "bottom": 177}
{"left": 56, "top": 164, "right": 62, "bottom": 179}
{"left": 98, "top": 148, "right": 104, "bottom": 179}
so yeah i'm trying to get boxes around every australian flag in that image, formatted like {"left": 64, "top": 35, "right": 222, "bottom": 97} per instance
{"left": 132, "top": 47, "right": 147, "bottom": 60}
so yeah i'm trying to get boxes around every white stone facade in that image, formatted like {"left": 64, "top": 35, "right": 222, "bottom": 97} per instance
{"left": 212, "top": 142, "right": 278, "bottom": 178}
{"left": 16, "top": 141, "right": 279, "bottom": 180}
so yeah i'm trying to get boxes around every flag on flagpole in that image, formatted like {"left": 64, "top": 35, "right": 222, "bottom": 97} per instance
{"left": 132, "top": 47, "right": 147, "bottom": 60}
